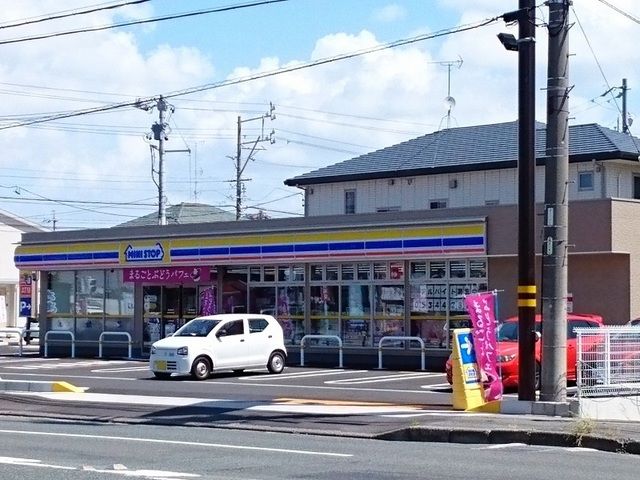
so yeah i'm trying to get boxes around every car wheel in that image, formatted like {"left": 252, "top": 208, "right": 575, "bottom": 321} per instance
{"left": 267, "top": 351, "right": 285, "bottom": 374}
{"left": 191, "top": 357, "right": 211, "bottom": 380}
{"left": 153, "top": 371, "right": 172, "bottom": 380}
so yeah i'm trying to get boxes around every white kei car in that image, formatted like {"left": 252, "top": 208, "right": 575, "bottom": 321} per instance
{"left": 149, "top": 314, "right": 287, "bottom": 380}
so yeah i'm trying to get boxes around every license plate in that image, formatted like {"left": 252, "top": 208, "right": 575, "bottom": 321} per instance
{"left": 154, "top": 360, "right": 167, "bottom": 371}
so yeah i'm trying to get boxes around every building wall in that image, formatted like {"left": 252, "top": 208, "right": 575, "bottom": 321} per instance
{"left": 0, "top": 225, "right": 25, "bottom": 327}
{"left": 611, "top": 199, "right": 640, "bottom": 321}
{"left": 305, "top": 161, "right": 640, "bottom": 216}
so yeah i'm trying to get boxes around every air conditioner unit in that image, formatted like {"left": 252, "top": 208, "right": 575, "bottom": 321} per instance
{"left": 449, "top": 179, "right": 458, "bottom": 189}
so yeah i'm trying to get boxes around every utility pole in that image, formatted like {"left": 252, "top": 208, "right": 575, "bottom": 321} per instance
{"left": 541, "top": 0, "right": 570, "bottom": 403}
{"left": 141, "top": 97, "right": 189, "bottom": 225}
{"left": 497, "top": 3, "right": 537, "bottom": 400}
{"left": 517, "top": 0, "right": 537, "bottom": 402}
{"left": 232, "top": 103, "right": 276, "bottom": 220}
{"left": 51, "top": 210, "right": 57, "bottom": 232}
{"left": 622, "top": 78, "right": 630, "bottom": 134}
{"left": 152, "top": 97, "right": 168, "bottom": 226}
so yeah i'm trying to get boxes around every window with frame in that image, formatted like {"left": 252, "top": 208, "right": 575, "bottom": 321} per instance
{"left": 578, "top": 171, "right": 594, "bottom": 191}
{"left": 430, "top": 200, "right": 447, "bottom": 209}
{"left": 344, "top": 189, "right": 356, "bottom": 214}
{"left": 634, "top": 175, "right": 640, "bottom": 200}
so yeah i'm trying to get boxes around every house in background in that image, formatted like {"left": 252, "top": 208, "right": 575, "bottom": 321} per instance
{"left": 0, "top": 210, "right": 44, "bottom": 328}
{"left": 117, "top": 202, "right": 235, "bottom": 227}
{"left": 284, "top": 121, "right": 640, "bottom": 324}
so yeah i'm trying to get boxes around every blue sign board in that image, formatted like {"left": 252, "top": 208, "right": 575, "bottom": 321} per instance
{"left": 19, "top": 297, "right": 32, "bottom": 317}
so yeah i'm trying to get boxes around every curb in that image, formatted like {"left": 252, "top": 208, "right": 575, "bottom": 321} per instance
{"left": 376, "top": 426, "right": 640, "bottom": 454}
{"left": 0, "top": 380, "right": 84, "bottom": 393}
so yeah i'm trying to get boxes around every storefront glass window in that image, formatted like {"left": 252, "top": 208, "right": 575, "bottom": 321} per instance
{"left": 309, "top": 285, "right": 339, "bottom": 336}
{"left": 250, "top": 286, "right": 276, "bottom": 315}
{"left": 105, "top": 270, "right": 134, "bottom": 332}
{"left": 143, "top": 286, "right": 162, "bottom": 345}
{"left": 341, "top": 284, "right": 371, "bottom": 347}
{"left": 373, "top": 263, "right": 387, "bottom": 280}
{"left": 326, "top": 264, "right": 339, "bottom": 281}
{"left": 75, "top": 316, "right": 103, "bottom": 341}
{"left": 341, "top": 264, "right": 354, "bottom": 281}
{"left": 292, "top": 265, "right": 305, "bottom": 282}
{"left": 75, "top": 270, "right": 104, "bottom": 318}
{"left": 263, "top": 266, "right": 275, "bottom": 282}
{"left": 310, "top": 265, "right": 323, "bottom": 281}
{"left": 47, "top": 271, "right": 75, "bottom": 315}
{"left": 357, "top": 263, "right": 371, "bottom": 280}
{"left": 373, "top": 285, "right": 405, "bottom": 346}
{"left": 276, "top": 286, "right": 305, "bottom": 345}
{"left": 223, "top": 266, "right": 248, "bottom": 314}
{"left": 410, "top": 262, "right": 427, "bottom": 280}
{"left": 278, "top": 266, "right": 290, "bottom": 282}
{"left": 469, "top": 260, "right": 487, "bottom": 278}
{"left": 429, "top": 261, "right": 446, "bottom": 279}
{"left": 250, "top": 267, "right": 261, "bottom": 282}
{"left": 409, "top": 283, "right": 447, "bottom": 348}
{"left": 389, "top": 262, "right": 404, "bottom": 280}
{"left": 449, "top": 260, "right": 467, "bottom": 279}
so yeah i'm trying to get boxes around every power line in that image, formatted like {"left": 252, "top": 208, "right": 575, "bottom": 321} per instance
{"left": 595, "top": 0, "right": 640, "bottom": 24}
{"left": 572, "top": 5, "right": 640, "bottom": 152}
{"left": 0, "top": 0, "right": 288, "bottom": 46}
{"left": 0, "top": 15, "right": 500, "bottom": 132}
{"left": 0, "top": 0, "right": 150, "bottom": 30}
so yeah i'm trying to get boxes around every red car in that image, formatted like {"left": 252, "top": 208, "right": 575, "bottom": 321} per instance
{"left": 445, "top": 313, "right": 604, "bottom": 389}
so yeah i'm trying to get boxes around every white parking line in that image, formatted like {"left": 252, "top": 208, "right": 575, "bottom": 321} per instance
{"left": 90, "top": 366, "right": 150, "bottom": 373}
{"left": 244, "top": 370, "right": 367, "bottom": 381}
{"left": 325, "top": 372, "right": 441, "bottom": 385}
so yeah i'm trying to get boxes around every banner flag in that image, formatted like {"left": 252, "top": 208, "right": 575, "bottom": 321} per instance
{"left": 464, "top": 291, "right": 503, "bottom": 401}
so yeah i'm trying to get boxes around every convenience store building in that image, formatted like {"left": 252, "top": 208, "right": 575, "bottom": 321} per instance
{"left": 14, "top": 121, "right": 640, "bottom": 364}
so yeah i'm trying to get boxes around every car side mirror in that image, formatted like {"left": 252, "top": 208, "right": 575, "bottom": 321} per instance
{"left": 217, "top": 329, "right": 227, "bottom": 337}
{"left": 535, "top": 331, "right": 542, "bottom": 342}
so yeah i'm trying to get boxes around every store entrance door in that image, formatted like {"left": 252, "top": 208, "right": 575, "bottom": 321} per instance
{"left": 142, "top": 285, "right": 199, "bottom": 351}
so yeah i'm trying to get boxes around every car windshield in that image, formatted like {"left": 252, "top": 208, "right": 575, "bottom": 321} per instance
{"left": 174, "top": 318, "right": 221, "bottom": 337}
{"left": 497, "top": 322, "right": 542, "bottom": 341}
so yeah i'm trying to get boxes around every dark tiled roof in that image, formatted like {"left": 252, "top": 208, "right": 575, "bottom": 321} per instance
{"left": 117, "top": 203, "right": 235, "bottom": 227}
{"left": 284, "top": 121, "right": 640, "bottom": 186}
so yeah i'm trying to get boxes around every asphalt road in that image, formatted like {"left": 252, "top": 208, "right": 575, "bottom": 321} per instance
{"left": 0, "top": 416, "right": 637, "bottom": 480}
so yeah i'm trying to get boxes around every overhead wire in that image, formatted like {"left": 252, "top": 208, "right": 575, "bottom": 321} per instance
{"left": 0, "top": 15, "right": 501, "bottom": 132}
{"left": 0, "top": 0, "right": 288, "bottom": 46}
{"left": 572, "top": 5, "right": 640, "bottom": 152}
{"left": 0, "top": 0, "right": 150, "bottom": 30}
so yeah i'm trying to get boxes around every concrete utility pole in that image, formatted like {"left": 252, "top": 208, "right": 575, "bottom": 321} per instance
{"left": 497, "top": 2, "right": 537, "bottom": 401}
{"left": 145, "top": 97, "right": 189, "bottom": 226}
{"left": 156, "top": 97, "right": 168, "bottom": 225}
{"left": 516, "top": 0, "right": 538, "bottom": 402}
{"left": 622, "top": 78, "right": 630, "bottom": 134}
{"left": 541, "top": 0, "right": 570, "bottom": 403}
{"left": 233, "top": 103, "right": 276, "bottom": 220}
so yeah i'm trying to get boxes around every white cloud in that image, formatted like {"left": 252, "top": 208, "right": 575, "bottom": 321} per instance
{"left": 0, "top": 1, "right": 639, "bottom": 227}
{"left": 372, "top": 4, "right": 407, "bottom": 23}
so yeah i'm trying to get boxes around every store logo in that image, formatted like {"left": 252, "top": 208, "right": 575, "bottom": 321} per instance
{"left": 124, "top": 243, "right": 165, "bottom": 262}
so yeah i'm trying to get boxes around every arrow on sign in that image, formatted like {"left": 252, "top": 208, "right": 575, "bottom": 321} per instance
{"left": 461, "top": 336, "right": 473, "bottom": 356}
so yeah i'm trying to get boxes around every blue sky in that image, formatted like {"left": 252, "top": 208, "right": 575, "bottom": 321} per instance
{"left": 0, "top": 1, "right": 638, "bottom": 229}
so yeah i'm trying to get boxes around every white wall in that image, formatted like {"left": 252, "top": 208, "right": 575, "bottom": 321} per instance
{"left": 0, "top": 224, "right": 25, "bottom": 328}
{"left": 304, "top": 160, "right": 640, "bottom": 216}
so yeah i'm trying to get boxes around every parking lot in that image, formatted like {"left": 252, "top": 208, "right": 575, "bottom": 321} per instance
{"left": 0, "top": 348, "right": 453, "bottom": 407}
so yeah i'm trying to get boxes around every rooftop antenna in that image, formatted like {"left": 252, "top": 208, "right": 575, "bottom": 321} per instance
{"left": 439, "top": 56, "right": 463, "bottom": 129}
